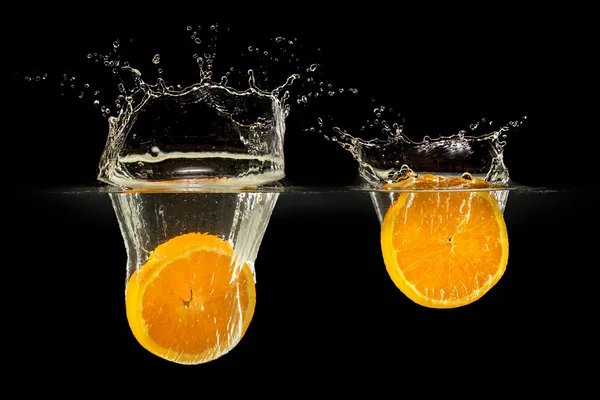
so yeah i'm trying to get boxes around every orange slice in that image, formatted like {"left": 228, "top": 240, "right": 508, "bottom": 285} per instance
{"left": 125, "top": 232, "right": 256, "bottom": 364}
{"left": 380, "top": 174, "right": 508, "bottom": 308}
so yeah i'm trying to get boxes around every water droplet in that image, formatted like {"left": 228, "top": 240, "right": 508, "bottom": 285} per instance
{"left": 84, "top": 83, "right": 90, "bottom": 89}
{"left": 288, "top": 40, "right": 294, "bottom": 45}
{"left": 152, "top": 54, "right": 160, "bottom": 64}
{"left": 94, "top": 100, "right": 100, "bottom": 106}
{"left": 113, "top": 40, "right": 119, "bottom": 49}
{"left": 195, "top": 38, "right": 201, "bottom": 44}
{"left": 230, "top": 67, "right": 234, "bottom": 71}
{"left": 70, "top": 84, "right": 75, "bottom": 89}
{"left": 461, "top": 172, "right": 474, "bottom": 181}
{"left": 78, "top": 91, "right": 84, "bottom": 98}
{"left": 275, "top": 37, "right": 283, "bottom": 42}
{"left": 317, "top": 117, "right": 323, "bottom": 127}
{"left": 210, "top": 25, "right": 216, "bottom": 30}
{"left": 309, "top": 127, "right": 315, "bottom": 132}
{"left": 118, "top": 83, "right": 125, "bottom": 93}
{"left": 248, "top": 46, "right": 253, "bottom": 51}
{"left": 309, "top": 63, "right": 318, "bottom": 72}
{"left": 264, "top": 51, "right": 268, "bottom": 56}
{"left": 186, "top": 26, "right": 192, "bottom": 31}
{"left": 101, "top": 106, "right": 106, "bottom": 112}
{"left": 94, "top": 90, "right": 100, "bottom": 96}
{"left": 158, "top": 68, "right": 163, "bottom": 74}
{"left": 87, "top": 53, "right": 92, "bottom": 59}
{"left": 349, "top": 88, "right": 358, "bottom": 94}
{"left": 328, "top": 91, "right": 335, "bottom": 96}
{"left": 25, "top": 76, "right": 31, "bottom": 81}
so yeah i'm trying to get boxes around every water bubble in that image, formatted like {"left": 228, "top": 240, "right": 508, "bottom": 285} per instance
{"left": 288, "top": 40, "right": 294, "bottom": 45}
{"left": 59, "top": 83, "right": 64, "bottom": 88}
{"left": 338, "top": 88, "right": 344, "bottom": 93}
{"left": 113, "top": 40, "right": 119, "bottom": 49}
{"left": 152, "top": 54, "right": 160, "bottom": 64}
{"left": 118, "top": 83, "right": 125, "bottom": 93}
{"left": 328, "top": 91, "right": 335, "bottom": 96}
{"left": 275, "top": 37, "right": 283, "bottom": 42}
{"left": 70, "top": 84, "right": 75, "bottom": 89}
{"left": 230, "top": 67, "right": 234, "bottom": 71}
{"left": 87, "top": 53, "right": 92, "bottom": 59}
{"left": 248, "top": 46, "right": 253, "bottom": 52}
{"left": 195, "top": 38, "right": 201, "bottom": 44}
{"left": 186, "top": 26, "right": 192, "bottom": 31}
{"left": 79, "top": 91, "right": 85, "bottom": 98}
{"left": 25, "top": 76, "right": 31, "bottom": 81}
{"left": 191, "top": 35, "right": 196, "bottom": 39}
{"left": 101, "top": 106, "right": 106, "bottom": 112}
{"left": 84, "top": 83, "right": 90, "bottom": 89}
{"left": 94, "top": 90, "right": 100, "bottom": 96}
{"left": 309, "top": 63, "right": 318, "bottom": 72}
{"left": 94, "top": 100, "right": 100, "bottom": 106}
{"left": 264, "top": 51, "right": 269, "bottom": 56}
{"left": 309, "top": 127, "right": 315, "bottom": 132}
{"left": 158, "top": 68, "right": 163, "bottom": 74}
{"left": 349, "top": 88, "right": 358, "bottom": 94}
{"left": 210, "top": 25, "right": 216, "bottom": 30}
{"left": 192, "top": 53, "right": 198, "bottom": 59}
{"left": 318, "top": 117, "right": 323, "bottom": 127}
{"left": 192, "top": 31, "right": 197, "bottom": 35}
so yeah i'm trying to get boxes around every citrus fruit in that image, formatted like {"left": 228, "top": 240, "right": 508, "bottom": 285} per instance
{"left": 125, "top": 232, "right": 256, "bottom": 364}
{"left": 380, "top": 173, "right": 508, "bottom": 308}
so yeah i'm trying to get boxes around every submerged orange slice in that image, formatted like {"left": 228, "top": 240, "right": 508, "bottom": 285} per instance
{"left": 125, "top": 232, "right": 256, "bottom": 364}
{"left": 380, "top": 174, "right": 508, "bottom": 308}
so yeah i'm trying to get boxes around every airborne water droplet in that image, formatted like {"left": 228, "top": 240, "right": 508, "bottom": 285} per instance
{"left": 309, "top": 63, "right": 318, "bottom": 72}
{"left": 152, "top": 54, "right": 160, "bottom": 64}
{"left": 195, "top": 38, "right": 201, "bottom": 44}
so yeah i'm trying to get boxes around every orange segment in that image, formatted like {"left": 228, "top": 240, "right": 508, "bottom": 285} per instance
{"left": 380, "top": 174, "right": 508, "bottom": 308}
{"left": 125, "top": 232, "right": 256, "bottom": 364}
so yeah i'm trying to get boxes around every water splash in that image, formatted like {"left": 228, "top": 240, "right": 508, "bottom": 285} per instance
{"left": 94, "top": 27, "right": 328, "bottom": 189}
{"left": 313, "top": 106, "right": 527, "bottom": 187}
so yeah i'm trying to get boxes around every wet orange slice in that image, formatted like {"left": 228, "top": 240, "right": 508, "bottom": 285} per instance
{"left": 125, "top": 232, "right": 256, "bottom": 364}
{"left": 380, "top": 174, "right": 508, "bottom": 308}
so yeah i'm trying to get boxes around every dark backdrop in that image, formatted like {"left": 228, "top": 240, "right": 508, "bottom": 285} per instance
{"left": 13, "top": 9, "right": 591, "bottom": 385}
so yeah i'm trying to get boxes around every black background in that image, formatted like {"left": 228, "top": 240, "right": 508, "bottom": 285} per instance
{"left": 14, "top": 8, "right": 592, "bottom": 384}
